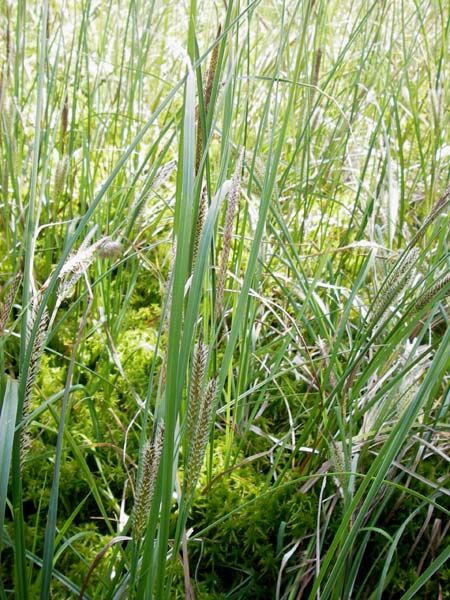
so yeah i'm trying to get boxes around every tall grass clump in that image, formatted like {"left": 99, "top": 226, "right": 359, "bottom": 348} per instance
{"left": 0, "top": 0, "right": 449, "bottom": 599}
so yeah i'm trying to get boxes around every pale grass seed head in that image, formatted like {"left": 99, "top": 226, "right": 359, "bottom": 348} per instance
{"left": 330, "top": 439, "right": 347, "bottom": 494}
{"left": 203, "top": 25, "right": 221, "bottom": 113}
{"left": 395, "top": 347, "right": 432, "bottom": 418}
{"left": 52, "top": 155, "right": 70, "bottom": 199}
{"left": 129, "top": 159, "right": 176, "bottom": 226}
{"left": 185, "top": 377, "right": 217, "bottom": 495}
{"left": 159, "top": 240, "right": 177, "bottom": 393}
{"left": 215, "top": 147, "right": 245, "bottom": 320}
{"left": 195, "top": 25, "right": 221, "bottom": 173}
{"left": 133, "top": 423, "right": 165, "bottom": 539}
{"left": 192, "top": 187, "right": 207, "bottom": 269}
{"left": 415, "top": 185, "right": 450, "bottom": 244}
{"left": 186, "top": 339, "right": 208, "bottom": 447}
{"left": 371, "top": 247, "right": 419, "bottom": 327}
{"left": 413, "top": 273, "right": 450, "bottom": 313}
{"left": 317, "top": 336, "right": 337, "bottom": 388}
{"left": 0, "top": 271, "right": 22, "bottom": 334}
{"left": 97, "top": 237, "right": 122, "bottom": 259}
{"left": 57, "top": 235, "right": 121, "bottom": 300}
{"left": 20, "top": 297, "right": 49, "bottom": 466}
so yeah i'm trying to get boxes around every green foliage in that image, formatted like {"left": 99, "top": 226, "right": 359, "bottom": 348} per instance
{"left": 186, "top": 463, "right": 316, "bottom": 597}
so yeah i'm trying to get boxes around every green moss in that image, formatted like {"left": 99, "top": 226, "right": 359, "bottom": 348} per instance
{"left": 38, "top": 353, "right": 66, "bottom": 398}
{"left": 184, "top": 447, "right": 318, "bottom": 598}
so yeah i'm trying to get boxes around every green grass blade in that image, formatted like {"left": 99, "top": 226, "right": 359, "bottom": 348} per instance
{"left": 308, "top": 323, "right": 450, "bottom": 599}
{"left": 0, "top": 378, "right": 19, "bottom": 552}
{"left": 399, "top": 543, "right": 450, "bottom": 600}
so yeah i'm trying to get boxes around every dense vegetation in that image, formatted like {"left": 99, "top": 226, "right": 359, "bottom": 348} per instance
{"left": 1, "top": 0, "right": 449, "bottom": 598}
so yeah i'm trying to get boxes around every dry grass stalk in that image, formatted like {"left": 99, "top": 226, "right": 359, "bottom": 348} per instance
{"left": 215, "top": 147, "right": 244, "bottom": 321}
{"left": 133, "top": 423, "right": 165, "bottom": 538}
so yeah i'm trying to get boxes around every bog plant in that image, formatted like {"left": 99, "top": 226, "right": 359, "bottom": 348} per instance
{"left": 1, "top": 1, "right": 449, "bottom": 599}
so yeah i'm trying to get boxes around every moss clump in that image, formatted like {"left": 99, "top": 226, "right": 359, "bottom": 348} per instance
{"left": 184, "top": 451, "right": 317, "bottom": 598}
